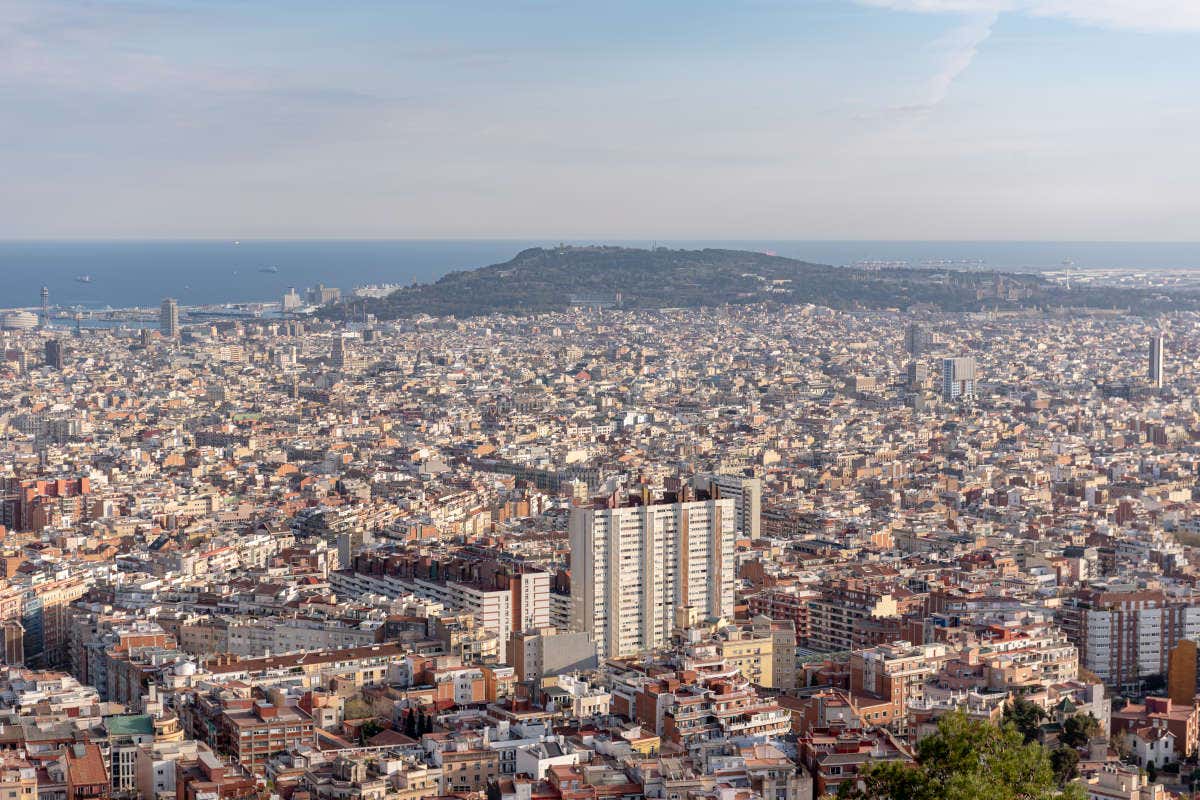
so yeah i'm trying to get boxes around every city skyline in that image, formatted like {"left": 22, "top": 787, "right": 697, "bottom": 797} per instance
{"left": 5, "top": 3, "right": 1200, "bottom": 798}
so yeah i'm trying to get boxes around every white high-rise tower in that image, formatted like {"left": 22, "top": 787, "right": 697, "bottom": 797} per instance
{"left": 570, "top": 486, "right": 735, "bottom": 659}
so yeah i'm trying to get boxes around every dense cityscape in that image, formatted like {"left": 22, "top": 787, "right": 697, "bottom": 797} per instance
{"left": 2, "top": 272, "right": 1198, "bottom": 800}
{"left": 9, "top": 0, "right": 1200, "bottom": 796}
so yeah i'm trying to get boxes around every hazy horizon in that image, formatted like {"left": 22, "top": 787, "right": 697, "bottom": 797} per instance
{"left": 6, "top": 238, "right": 1200, "bottom": 310}
{"left": 7, "top": 238, "right": 1200, "bottom": 245}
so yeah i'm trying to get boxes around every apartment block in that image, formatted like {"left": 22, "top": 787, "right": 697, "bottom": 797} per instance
{"left": 570, "top": 486, "right": 736, "bottom": 659}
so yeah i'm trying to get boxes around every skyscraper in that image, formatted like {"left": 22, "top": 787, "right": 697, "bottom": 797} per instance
{"left": 160, "top": 298, "right": 179, "bottom": 339}
{"left": 904, "top": 322, "right": 928, "bottom": 358}
{"left": 1150, "top": 332, "right": 1165, "bottom": 389}
{"left": 942, "top": 356, "right": 977, "bottom": 402}
{"left": 906, "top": 361, "right": 929, "bottom": 389}
{"left": 570, "top": 486, "right": 735, "bottom": 659}
{"left": 44, "top": 339, "right": 63, "bottom": 370}
{"left": 39, "top": 286, "right": 49, "bottom": 330}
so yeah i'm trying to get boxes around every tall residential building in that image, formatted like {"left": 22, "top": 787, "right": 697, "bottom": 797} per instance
{"left": 160, "top": 298, "right": 179, "bottom": 339}
{"left": 44, "top": 339, "right": 64, "bottom": 370}
{"left": 1058, "top": 587, "right": 1200, "bottom": 689}
{"left": 695, "top": 472, "right": 761, "bottom": 539}
{"left": 941, "top": 356, "right": 977, "bottom": 402}
{"left": 330, "top": 334, "right": 366, "bottom": 371}
{"left": 903, "top": 322, "right": 928, "bottom": 358}
{"left": 1150, "top": 332, "right": 1165, "bottom": 388}
{"left": 906, "top": 360, "right": 928, "bottom": 389}
{"left": 331, "top": 335, "right": 347, "bottom": 368}
{"left": 570, "top": 487, "right": 736, "bottom": 659}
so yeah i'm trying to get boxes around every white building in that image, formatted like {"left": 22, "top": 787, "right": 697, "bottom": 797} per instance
{"left": 1128, "top": 726, "right": 1174, "bottom": 770}
{"left": 942, "top": 356, "right": 977, "bottom": 402}
{"left": 135, "top": 741, "right": 205, "bottom": 800}
{"left": 329, "top": 569, "right": 549, "bottom": 643}
{"left": 570, "top": 491, "right": 736, "bottom": 659}
{"left": 695, "top": 473, "right": 761, "bottom": 540}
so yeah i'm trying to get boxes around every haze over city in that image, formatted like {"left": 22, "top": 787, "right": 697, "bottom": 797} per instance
{"left": 6, "top": 5, "right": 1200, "bottom": 800}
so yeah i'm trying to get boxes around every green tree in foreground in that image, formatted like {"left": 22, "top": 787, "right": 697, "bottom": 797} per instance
{"left": 1002, "top": 696, "right": 1047, "bottom": 744}
{"left": 1060, "top": 714, "right": 1100, "bottom": 749}
{"left": 1050, "top": 746, "right": 1080, "bottom": 785}
{"left": 837, "top": 712, "right": 1085, "bottom": 800}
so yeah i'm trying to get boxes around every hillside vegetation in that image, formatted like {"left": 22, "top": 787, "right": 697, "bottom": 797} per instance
{"left": 322, "top": 245, "right": 1186, "bottom": 319}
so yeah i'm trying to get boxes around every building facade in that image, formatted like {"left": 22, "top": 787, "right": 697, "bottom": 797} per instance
{"left": 570, "top": 491, "right": 736, "bottom": 660}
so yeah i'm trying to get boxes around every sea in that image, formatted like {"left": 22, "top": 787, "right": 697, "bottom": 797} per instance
{"left": 4, "top": 239, "right": 1200, "bottom": 310}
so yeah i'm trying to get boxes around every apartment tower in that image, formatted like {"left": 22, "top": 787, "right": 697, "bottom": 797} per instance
{"left": 1150, "top": 332, "right": 1165, "bottom": 389}
{"left": 941, "top": 356, "right": 977, "bottom": 402}
{"left": 160, "top": 298, "right": 180, "bottom": 339}
{"left": 570, "top": 485, "right": 736, "bottom": 659}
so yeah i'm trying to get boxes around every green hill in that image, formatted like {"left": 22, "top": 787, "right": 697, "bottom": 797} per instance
{"left": 320, "top": 245, "right": 1181, "bottom": 319}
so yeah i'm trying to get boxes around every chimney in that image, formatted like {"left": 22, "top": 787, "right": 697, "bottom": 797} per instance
{"left": 1146, "top": 697, "right": 1171, "bottom": 714}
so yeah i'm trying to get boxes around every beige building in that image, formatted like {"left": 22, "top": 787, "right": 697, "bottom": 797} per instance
{"left": 752, "top": 616, "right": 797, "bottom": 691}
{"left": 716, "top": 626, "right": 776, "bottom": 688}
{"left": 0, "top": 756, "right": 36, "bottom": 800}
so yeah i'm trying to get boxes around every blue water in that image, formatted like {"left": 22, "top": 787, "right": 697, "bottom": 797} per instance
{"left": 3, "top": 239, "right": 1200, "bottom": 309}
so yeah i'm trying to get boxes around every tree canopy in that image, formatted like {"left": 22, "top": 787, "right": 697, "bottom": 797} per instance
{"left": 1002, "top": 696, "right": 1047, "bottom": 744}
{"left": 1060, "top": 714, "right": 1100, "bottom": 749}
{"left": 319, "top": 245, "right": 1186, "bottom": 321}
{"left": 837, "top": 712, "right": 1084, "bottom": 800}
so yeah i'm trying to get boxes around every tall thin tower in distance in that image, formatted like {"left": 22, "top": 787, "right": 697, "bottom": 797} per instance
{"left": 160, "top": 298, "right": 180, "bottom": 339}
{"left": 1149, "top": 332, "right": 1165, "bottom": 389}
{"left": 904, "top": 322, "right": 928, "bottom": 358}
{"left": 40, "top": 286, "right": 49, "bottom": 329}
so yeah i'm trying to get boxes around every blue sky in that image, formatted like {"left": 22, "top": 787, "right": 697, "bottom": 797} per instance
{"left": 2, "top": 0, "right": 1199, "bottom": 240}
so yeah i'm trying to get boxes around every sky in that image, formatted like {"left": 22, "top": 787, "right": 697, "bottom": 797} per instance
{"left": 2, "top": 0, "right": 1199, "bottom": 241}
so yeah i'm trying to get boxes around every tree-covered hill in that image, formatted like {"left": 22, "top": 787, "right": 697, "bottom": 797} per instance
{"left": 320, "top": 245, "right": 1191, "bottom": 319}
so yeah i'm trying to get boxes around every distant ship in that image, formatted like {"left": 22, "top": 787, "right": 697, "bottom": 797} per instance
{"left": 75, "top": 274, "right": 93, "bottom": 283}
{"left": 259, "top": 266, "right": 280, "bottom": 274}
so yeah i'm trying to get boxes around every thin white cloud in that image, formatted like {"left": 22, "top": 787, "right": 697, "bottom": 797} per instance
{"left": 909, "top": 11, "right": 998, "bottom": 110}
{"left": 859, "top": 0, "right": 1200, "bottom": 33}
{"left": 862, "top": 0, "right": 1200, "bottom": 111}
